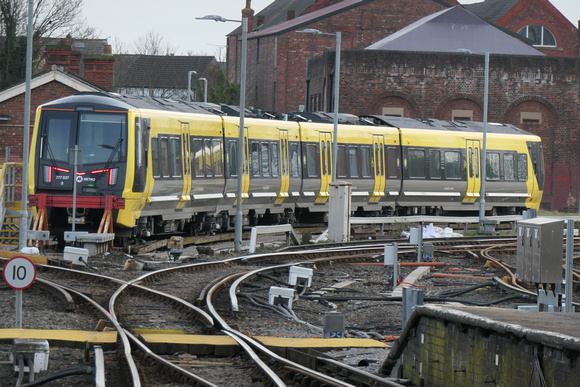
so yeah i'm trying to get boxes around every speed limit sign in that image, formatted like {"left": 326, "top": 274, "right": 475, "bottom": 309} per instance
{"left": 3, "top": 256, "right": 37, "bottom": 290}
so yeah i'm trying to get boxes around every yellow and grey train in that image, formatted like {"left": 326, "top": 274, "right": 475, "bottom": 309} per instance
{"left": 28, "top": 92, "right": 544, "bottom": 243}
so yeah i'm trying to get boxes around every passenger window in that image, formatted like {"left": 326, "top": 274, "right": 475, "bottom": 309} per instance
{"left": 228, "top": 140, "right": 238, "bottom": 177}
{"left": 321, "top": 141, "right": 327, "bottom": 175}
{"left": 361, "top": 146, "right": 371, "bottom": 177}
{"left": 261, "top": 142, "right": 270, "bottom": 177}
{"left": 486, "top": 153, "right": 500, "bottom": 180}
{"left": 348, "top": 147, "right": 359, "bottom": 178}
{"left": 160, "top": 138, "right": 170, "bottom": 178}
{"left": 387, "top": 147, "right": 399, "bottom": 178}
{"left": 212, "top": 139, "right": 223, "bottom": 177}
{"left": 192, "top": 139, "right": 203, "bottom": 177}
{"left": 170, "top": 137, "right": 182, "bottom": 178}
{"left": 374, "top": 143, "right": 381, "bottom": 176}
{"left": 290, "top": 143, "right": 300, "bottom": 178}
{"left": 517, "top": 154, "right": 528, "bottom": 181}
{"left": 444, "top": 151, "right": 461, "bottom": 179}
{"left": 271, "top": 143, "right": 279, "bottom": 177}
{"left": 504, "top": 153, "right": 515, "bottom": 181}
{"left": 151, "top": 138, "right": 160, "bottom": 178}
{"left": 337, "top": 145, "right": 347, "bottom": 178}
{"left": 408, "top": 149, "right": 425, "bottom": 178}
{"left": 203, "top": 139, "right": 212, "bottom": 177}
{"left": 251, "top": 142, "right": 260, "bottom": 177}
{"left": 429, "top": 150, "right": 441, "bottom": 179}
{"left": 306, "top": 144, "right": 319, "bottom": 177}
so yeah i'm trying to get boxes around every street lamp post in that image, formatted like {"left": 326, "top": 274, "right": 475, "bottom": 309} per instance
{"left": 298, "top": 29, "right": 341, "bottom": 182}
{"left": 197, "top": 14, "right": 247, "bottom": 252}
{"left": 479, "top": 52, "right": 489, "bottom": 229}
{"left": 187, "top": 70, "right": 197, "bottom": 101}
{"left": 199, "top": 78, "right": 208, "bottom": 103}
{"left": 18, "top": 0, "right": 33, "bottom": 250}
{"left": 456, "top": 49, "right": 489, "bottom": 230}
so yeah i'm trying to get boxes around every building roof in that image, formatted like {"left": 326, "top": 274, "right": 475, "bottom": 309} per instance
{"left": 462, "top": 0, "right": 520, "bottom": 23}
{"left": 365, "top": 5, "right": 544, "bottom": 56}
{"left": 0, "top": 70, "right": 101, "bottom": 104}
{"left": 233, "top": 0, "right": 457, "bottom": 39}
{"left": 250, "top": 0, "right": 316, "bottom": 32}
{"left": 113, "top": 55, "right": 216, "bottom": 89}
{"left": 247, "top": 0, "right": 367, "bottom": 39}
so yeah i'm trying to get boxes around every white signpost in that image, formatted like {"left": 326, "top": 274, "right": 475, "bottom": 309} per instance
{"left": 3, "top": 256, "right": 37, "bottom": 328}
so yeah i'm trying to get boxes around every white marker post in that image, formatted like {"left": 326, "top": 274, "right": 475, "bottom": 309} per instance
{"left": 3, "top": 256, "right": 37, "bottom": 328}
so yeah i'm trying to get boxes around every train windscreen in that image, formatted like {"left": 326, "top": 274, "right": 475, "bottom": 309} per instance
{"left": 40, "top": 110, "right": 127, "bottom": 166}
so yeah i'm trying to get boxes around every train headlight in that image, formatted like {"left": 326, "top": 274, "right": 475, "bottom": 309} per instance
{"left": 90, "top": 168, "right": 119, "bottom": 186}
{"left": 109, "top": 168, "right": 118, "bottom": 186}
{"left": 43, "top": 166, "right": 70, "bottom": 184}
{"left": 43, "top": 165, "right": 51, "bottom": 183}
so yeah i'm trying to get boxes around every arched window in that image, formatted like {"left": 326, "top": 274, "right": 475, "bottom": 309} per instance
{"left": 517, "top": 25, "right": 556, "bottom": 47}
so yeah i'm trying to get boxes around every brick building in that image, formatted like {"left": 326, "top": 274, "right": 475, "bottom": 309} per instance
{"left": 229, "top": 0, "right": 579, "bottom": 114}
{"left": 42, "top": 37, "right": 115, "bottom": 90}
{"left": 226, "top": 0, "right": 579, "bottom": 211}
{"left": 228, "top": 0, "right": 460, "bottom": 113}
{"left": 0, "top": 71, "right": 102, "bottom": 164}
{"left": 304, "top": 5, "right": 580, "bottom": 211}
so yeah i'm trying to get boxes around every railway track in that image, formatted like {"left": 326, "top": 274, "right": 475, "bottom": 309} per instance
{"left": 1, "top": 235, "right": 578, "bottom": 385}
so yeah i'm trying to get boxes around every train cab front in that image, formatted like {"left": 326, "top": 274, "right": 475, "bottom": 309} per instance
{"left": 29, "top": 93, "right": 129, "bottom": 233}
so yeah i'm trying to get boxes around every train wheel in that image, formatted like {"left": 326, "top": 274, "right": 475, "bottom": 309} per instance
{"left": 116, "top": 237, "right": 129, "bottom": 248}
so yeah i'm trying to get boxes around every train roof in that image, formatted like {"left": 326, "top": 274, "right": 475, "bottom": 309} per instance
{"left": 41, "top": 92, "right": 216, "bottom": 115}
{"left": 286, "top": 111, "right": 361, "bottom": 124}
{"left": 362, "top": 115, "right": 535, "bottom": 136}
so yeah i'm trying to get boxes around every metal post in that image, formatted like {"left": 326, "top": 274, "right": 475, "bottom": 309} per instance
{"left": 71, "top": 145, "right": 79, "bottom": 232}
{"left": 199, "top": 78, "right": 208, "bottom": 103}
{"left": 565, "top": 219, "right": 574, "bottom": 312}
{"left": 15, "top": 289, "right": 22, "bottom": 328}
{"left": 234, "top": 17, "right": 248, "bottom": 252}
{"left": 331, "top": 32, "right": 341, "bottom": 182}
{"left": 187, "top": 70, "right": 197, "bottom": 101}
{"left": 479, "top": 52, "right": 489, "bottom": 230}
{"left": 18, "top": 0, "right": 34, "bottom": 250}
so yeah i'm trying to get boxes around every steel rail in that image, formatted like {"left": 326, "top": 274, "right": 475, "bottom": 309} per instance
{"left": 123, "top": 328, "right": 219, "bottom": 387}
{"left": 206, "top": 271, "right": 357, "bottom": 386}
{"left": 40, "top": 278, "right": 141, "bottom": 386}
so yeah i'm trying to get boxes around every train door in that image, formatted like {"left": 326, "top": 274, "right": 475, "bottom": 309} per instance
{"left": 177, "top": 122, "right": 191, "bottom": 209}
{"left": 276, "top": 129, "right": 289, "bottom": 204}
{"left": 463, "top": 139, "right": 481, "bottom": 203}
{"left": 316, "top": 132, "right": 332, "bottom": 203}
{"left": 370, "top": 135, "right": 386, "bottom": 202}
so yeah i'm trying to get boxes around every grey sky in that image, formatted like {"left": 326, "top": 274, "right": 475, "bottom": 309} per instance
{"left": 82, "top": 0, "right": 580, "bottom": 59}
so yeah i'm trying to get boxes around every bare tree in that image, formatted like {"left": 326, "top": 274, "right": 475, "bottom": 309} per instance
{"left": 0, "top": 0, "right": 95, "bottom": 88}
{"left": 132, "top": 30, "right": 177, "bottom": 56}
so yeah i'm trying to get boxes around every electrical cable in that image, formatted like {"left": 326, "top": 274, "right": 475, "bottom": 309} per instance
{"left": 19, "top": 366, "right": 94, "bottom": 386}
{"left": 299, "top": 293, "right": 525, "bottom": 306}
{"left": 435, "top": 282, "right": 496, "bottom": 298}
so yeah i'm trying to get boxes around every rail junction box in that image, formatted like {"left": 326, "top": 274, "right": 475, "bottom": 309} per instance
{"left": 288, "top": 266, "right": 313, "bottom": 287}
{"left": 13, "top": 339, "right": 49, "bottom": 373}
{"left": 268, "top": 286, "right": 295, "bottom": 309}
{"left": 517, "top": 218, "right": 563, "bottom": 283}
{"left": 63, "top": 246, "right": 89, "bottom": 266}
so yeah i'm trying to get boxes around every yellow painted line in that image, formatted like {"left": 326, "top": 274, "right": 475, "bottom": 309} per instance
{"left": 132, "top": 328, "right": 186, "bottom": 335}
{"left": 0, "top": 252, "right": 48, "bottom": 265}
{"left": 0, "top": 329, "right": 117, "bottom": 343}
{"left": 140, "top": 333, "right": 388, "bottom": 348}
{"left": 253, "top": 336, "right": 388, "bottom": 348}
{"left": 140, "top": 334, "right": 238, "bottom": 345}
